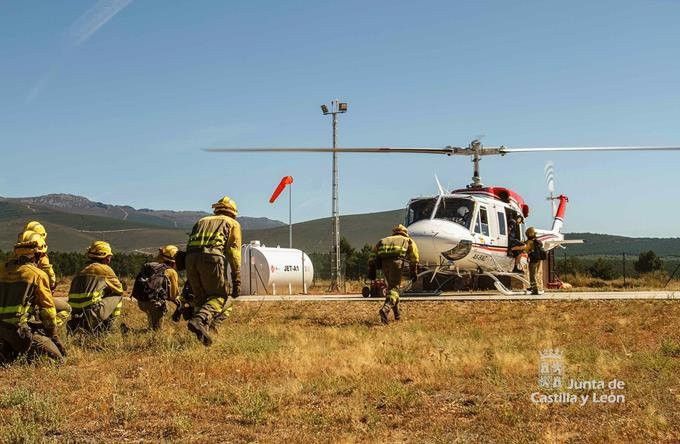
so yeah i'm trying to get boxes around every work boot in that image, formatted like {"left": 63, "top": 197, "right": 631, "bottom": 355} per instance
{"left": 379, "top": 304, "right": 391, "bottom": 324}
{"left": 188, "top": 319, "right": 213, "bottom": 346}
{"left": 392, "top": 304, "right": 401, "bottom": 321}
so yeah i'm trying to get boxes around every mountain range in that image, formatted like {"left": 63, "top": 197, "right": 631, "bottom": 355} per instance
{"left": 1, "top": 194, "right": 678, "bottom": 257}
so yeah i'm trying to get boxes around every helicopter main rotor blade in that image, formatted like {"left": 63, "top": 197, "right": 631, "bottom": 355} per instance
{"left": 498, "top": 146, "right": 680, "bottom": 153}
{"left": 204, "top": 147, "right": 462, "bottom": 154}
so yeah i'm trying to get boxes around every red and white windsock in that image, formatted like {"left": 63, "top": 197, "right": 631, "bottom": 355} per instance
{"left": 269, "top": 176, "right": 294, "bottom": 203}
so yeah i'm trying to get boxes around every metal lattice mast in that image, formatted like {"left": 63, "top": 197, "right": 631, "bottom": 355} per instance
{"left": 321, "top": 99, "right": 348, "bottom": 291}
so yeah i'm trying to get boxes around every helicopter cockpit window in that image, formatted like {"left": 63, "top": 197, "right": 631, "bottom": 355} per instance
{"left": 406, "top": 198, "right": 437, "bottom": 225}
{"left": 474, "top": 206, "right": 490, "bottom": 236}
{"left": 434, "top": 198, "right": 474, "bottom": 228}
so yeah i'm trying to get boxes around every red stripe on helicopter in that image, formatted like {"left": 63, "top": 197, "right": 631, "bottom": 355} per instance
{"left": 473, "top": 244, "right": 508, "bottom": 252}
{"left": 452, "top": 186, "right": 530, "bottom": 217}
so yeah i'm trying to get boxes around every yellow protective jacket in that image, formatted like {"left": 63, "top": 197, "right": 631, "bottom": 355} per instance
{"left": 165, "top": 267, "right": 180, "bottom": 302}
{"left": 38, "top": 255, "right": 57, "bottom": 290}
{"left": 375, "top": 234, "right": 420, "bottom": 263}
{"left": 0, "top": 258, "right": 57, "bottom": 331}
{"left": 68, "top": 262, "right": 124, "bottom": 312}
{"left": 186, "top": 214, "right": 242, "bottom": 276}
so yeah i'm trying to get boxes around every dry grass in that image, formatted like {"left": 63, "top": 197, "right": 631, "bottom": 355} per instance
{"left": 559, "top": 272, "right": 680, "bottom": 292}
{"left": 1, "top": 282, "right": 679, "bottom": 442}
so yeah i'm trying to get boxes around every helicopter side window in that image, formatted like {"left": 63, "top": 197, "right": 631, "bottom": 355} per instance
{"left": 434, "top": 198, "right": 474, "bottom": 228}
{"left": 497, "top": 212, "right": 507, "bottom": 236}
{"left": 406, "top": 198, "right": 437, "bottom": 225}
{"left": 474, "top": 206, "right": 490, "bottom": 236}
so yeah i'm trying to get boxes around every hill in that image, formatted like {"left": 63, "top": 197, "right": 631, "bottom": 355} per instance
{"left": 1, "top": 194, "right": 284, "bottom": 230}
{"left": 243, "top": 209, "right": 405, "bottom": 252}
{"left": 1, "top": 197, "right": 678, "bottom": 258}
{"left": 561, "top": 233, "right": 680, "bottom": 257}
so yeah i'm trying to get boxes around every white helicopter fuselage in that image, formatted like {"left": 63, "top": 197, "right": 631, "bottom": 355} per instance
{"left": 404, "top": 187, "right": 567, "bottom": 274}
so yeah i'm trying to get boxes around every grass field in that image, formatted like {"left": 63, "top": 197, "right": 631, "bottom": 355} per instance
{"left": 1, "top": 284, "right": 679, "bottom": 442}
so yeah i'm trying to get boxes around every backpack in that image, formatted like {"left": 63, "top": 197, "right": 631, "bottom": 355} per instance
{"left": 529, "top": 239, "right": 548, "bottom": 262}
{"left": 132, "top": 262, "right": 170, "bottom": 303}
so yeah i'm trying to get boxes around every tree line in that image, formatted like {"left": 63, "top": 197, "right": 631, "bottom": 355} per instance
{"left": 556, "top": 250, "right": 671, "bottom": 280}
{"left": 0, "top": 250, "right": 150, "bottom": 278}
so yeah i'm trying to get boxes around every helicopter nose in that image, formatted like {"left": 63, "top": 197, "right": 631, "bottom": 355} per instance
{"left": 407, "top": 219, "right": 474, "bottom": 265}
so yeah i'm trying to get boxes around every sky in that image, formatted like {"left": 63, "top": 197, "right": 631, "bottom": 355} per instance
{"left": 1, "top": 0, "right": 680, "bottom": 237}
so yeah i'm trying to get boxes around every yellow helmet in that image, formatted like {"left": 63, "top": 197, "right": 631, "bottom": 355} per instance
{"left": 212, "top": 196, "right": 238, "bottom": 216}
{"left": 14, "top": 231, "right": 47, "bottom": 257}
{"left": 392, "top": 224, "right": 409, "bottom": 236}
{"left": 87, "top": 241, "right": 113, "bottom": 259}
{"left": 525, "top": 227, "right": 537, "bottom": 238}
{"left": 24, "top": 221, "right": 47, "bottom": 239}
{"left": 158, "top": 245, "right": 179, "bottom": 262}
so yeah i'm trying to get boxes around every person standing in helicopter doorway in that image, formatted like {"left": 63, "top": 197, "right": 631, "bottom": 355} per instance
{"left": 373, "top": 224, "right": 420, "bottom": 324}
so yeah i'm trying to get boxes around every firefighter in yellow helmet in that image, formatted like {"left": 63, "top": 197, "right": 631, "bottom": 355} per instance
{"left": 0, "top": 233, "right": 66, "bottom": 362}
{"left": 185, "top": 196, "right": 242, "bottom": 346}
{"left": 67, "top": 241, "right": 124, "bottom": 333}
{"left": 373, "top": 224, "right": 420, "bottom": 324}
{"left": 132, "top": 245, "right": 181, "bottom": 330}
{"left": 522, "top": 227, "right": 544, "bottom": 295}
{"left": 23, "top": 221, "right": 56, "bottom": 290}
{"left": 18, "top": 229, "right": 72, "bottom": 327}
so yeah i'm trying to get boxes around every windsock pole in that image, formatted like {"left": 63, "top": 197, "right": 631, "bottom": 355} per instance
{"left": 289, "top": 182, "right": 292, "bottom": 248}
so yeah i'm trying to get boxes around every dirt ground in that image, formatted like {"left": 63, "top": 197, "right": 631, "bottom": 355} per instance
{"left": 1, "top": 292, "right": 679, "bottom": 443}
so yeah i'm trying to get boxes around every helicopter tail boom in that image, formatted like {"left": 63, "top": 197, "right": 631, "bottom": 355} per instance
{"left": 550, "top": 195, "right": 569, "bottom": 233}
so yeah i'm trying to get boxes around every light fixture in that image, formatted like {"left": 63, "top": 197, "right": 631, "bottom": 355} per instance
{"left": 320, "top": 104, "right": 329, "bottom": 114}
{"left": 338, "top": 102, "right": 348, "bottom": 112}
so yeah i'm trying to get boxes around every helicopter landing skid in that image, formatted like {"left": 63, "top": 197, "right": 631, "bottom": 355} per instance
{"left": 481, "top": 271, "right": 532, "bottom": 296}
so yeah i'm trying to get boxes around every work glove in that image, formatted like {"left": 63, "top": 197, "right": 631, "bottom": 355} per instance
{"left": 52, "top": 335, "right": 67, "bottom": 357}
{"left": 231, "top": 274, "right": 241, "bottom": 298}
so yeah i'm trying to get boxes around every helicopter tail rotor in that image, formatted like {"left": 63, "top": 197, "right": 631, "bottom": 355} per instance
{"left": 544, "top": 161, "right": 557, "bottom": 217}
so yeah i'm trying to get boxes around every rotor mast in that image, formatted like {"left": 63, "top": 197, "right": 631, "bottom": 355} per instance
{"left": 470, "top": 139, "right": 483, "bottom": 188}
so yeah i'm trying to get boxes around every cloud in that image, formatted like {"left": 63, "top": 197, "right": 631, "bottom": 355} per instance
{"left": 26, "top": 0, "right": 134, "bottom": 103}
{"left": 69, "top": 0, "right": 134, "bottom": 47}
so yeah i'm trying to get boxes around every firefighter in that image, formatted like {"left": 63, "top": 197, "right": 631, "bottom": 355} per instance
{"left": 19, "top": 225, "right": 72, "bottom": 326}
{"left": 374, "top": 224, "right": 420, "bottom": 324}
{"left": 67, "top": 241, "right": 124, "bottom": 334}
{"left": 185, "top": 196, "right": 242, "bottom": 346}
{"left": 524, "top": 227, "right": 544, "bottom": 295}
{"left": 133, "top": 245, "right": 181, "bottom": 330}
{"left": 0, "top": 233, "right": 66, "bottom": 362}
{"left": 23, "top": 222, "right": 56, "bottom": 289}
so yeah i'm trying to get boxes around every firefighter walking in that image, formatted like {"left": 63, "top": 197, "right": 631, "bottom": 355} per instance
{"left": 185, "top": 196, "right": 242, "bottom": 346}
{"left": 67, "top": 241, "right": 125, "bottom": 334}
{"left": 374, "top": 224, "right": 419, "bottom": 324}
{"left": 0, "top": 233, "right": 66, "bottom": 362}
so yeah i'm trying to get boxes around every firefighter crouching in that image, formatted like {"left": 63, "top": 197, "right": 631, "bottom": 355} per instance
{"left": 21, "top": 222, "right": 71, "bottom": 326}
{"left": 0, "top": 233, "right": 66, "bottom": 362}
{"left": 132, "top": 245, "right": 181, "bottom": 331}
{"left": 374, "top": 224, "right": 420, "bottom": 324}
{"left": 67, "top": 241, "right": 125, "bottom": 334}
{"left": 185, "top": 196, "right": 242, "bottom": 346}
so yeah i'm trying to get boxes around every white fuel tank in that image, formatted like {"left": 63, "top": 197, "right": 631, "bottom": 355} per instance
{"left": 240, "top": 241, "right": 314, "bottom": 295}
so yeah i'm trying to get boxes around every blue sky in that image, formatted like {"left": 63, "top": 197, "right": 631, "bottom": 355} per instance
{"left": 1, "top": 0, "right": 679, "bottom": 237}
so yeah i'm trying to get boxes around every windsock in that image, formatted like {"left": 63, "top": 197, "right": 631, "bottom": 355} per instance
{"left": 269, "top": 176, "right": 294, "bottom": 203}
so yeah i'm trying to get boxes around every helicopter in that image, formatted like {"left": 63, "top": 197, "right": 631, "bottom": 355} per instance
{"left": 206, "top": 139, "right": 680, "bottom": 295}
